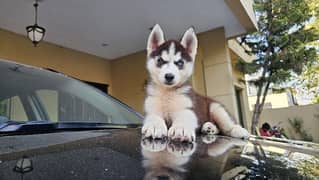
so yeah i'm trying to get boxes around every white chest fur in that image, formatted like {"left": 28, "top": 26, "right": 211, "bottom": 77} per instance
{"left": 145, "top": 85, "right": 193, "bottom": 119}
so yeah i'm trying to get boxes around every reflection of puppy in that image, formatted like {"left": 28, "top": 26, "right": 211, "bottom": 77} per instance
{"left": 141, "top": 138, "right": 196, "bottom": 180}
{"left": 199, "top": 135, "right": 247, "bottom": 157}
{"left": 142, "top": 24, "right": 249, "bottom": 142}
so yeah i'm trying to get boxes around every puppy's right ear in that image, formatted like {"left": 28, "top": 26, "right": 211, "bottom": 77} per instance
{"left": 147, "top": 24, "right": 164, "bottom": 56}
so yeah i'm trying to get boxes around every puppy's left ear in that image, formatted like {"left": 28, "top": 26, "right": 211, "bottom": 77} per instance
{"left": 181, "top": 27, "right": 198, "bottom": 60}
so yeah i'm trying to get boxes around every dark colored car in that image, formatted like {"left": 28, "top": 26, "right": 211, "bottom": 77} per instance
{"left": 0, "top": 59, "right": 318, "bottom": 180}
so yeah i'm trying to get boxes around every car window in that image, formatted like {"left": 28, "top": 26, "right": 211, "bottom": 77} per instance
{"left": 36, "top": 90, "right": 58, "bottom": 122}
{"left": 35, "top": 89, "right": 113, "bottom": 123}
{"left": 0, "top": 96, "right": 28, "bottom": 122}
{"left": 0, "top": 61, "right": 142, "bottom": 125}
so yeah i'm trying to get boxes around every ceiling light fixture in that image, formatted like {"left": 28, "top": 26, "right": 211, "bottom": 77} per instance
{"left": 26, "top": 0, "right": 46, "bottom": 47}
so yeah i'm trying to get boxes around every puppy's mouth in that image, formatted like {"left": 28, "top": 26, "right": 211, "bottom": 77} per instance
{"left": 164, "top": 81, "right": 174, "bottom": 85}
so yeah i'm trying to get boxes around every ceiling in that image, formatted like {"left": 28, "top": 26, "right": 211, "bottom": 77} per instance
{"left": 0, "top": 0, "right": 249, "bottom": 60}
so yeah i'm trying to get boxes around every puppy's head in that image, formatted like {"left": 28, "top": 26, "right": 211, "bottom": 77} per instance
{"left": 146, "top": 24, "right": 198, "bottom": 88}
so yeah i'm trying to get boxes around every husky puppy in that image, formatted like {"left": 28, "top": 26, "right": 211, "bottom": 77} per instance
{"left": 142, "top": 24, "right": 249, "bottom": 142}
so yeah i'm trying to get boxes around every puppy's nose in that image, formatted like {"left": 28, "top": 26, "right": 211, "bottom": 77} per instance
{"left": 165, "top": 73, "right": 174, "bottom": 83}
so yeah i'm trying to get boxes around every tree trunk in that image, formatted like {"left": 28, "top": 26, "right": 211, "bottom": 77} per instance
{"left": 251, "top": 78, "right": 272, "bottom": 135}
{"left": 251, "top": 82, "right": 263, "bottom": 134}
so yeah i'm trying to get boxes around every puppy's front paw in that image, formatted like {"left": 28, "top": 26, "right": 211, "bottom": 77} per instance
{"left": 168, "top": 126, "right": 195, "bottom": 142}
{"left": 167, "top": 141, "right": 196, "bottom": 157}
{"left": 142, "top": 121, "right": 168, "bottom": 139}
{"left": 230, "top": 125, "right": 250, "bottom": 139}
{"left": 141, "top": 138, "right": 167, "bottom": 152}
{"left": 201, "top": 135, "right": 217, "bottom": 144}
{"left": 201, "top": 122, "right": 219, "bottom": 135}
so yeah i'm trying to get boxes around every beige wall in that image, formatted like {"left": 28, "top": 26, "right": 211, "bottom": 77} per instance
{"left": 191, "top": 47, "right": 206, "bottom": 95}
{"left": 230, "top": 49, "right": 252, "bottom": 130}
{"left": 248, "top": 93, "right": 290, "bottom": 110}
{"left": 110, "top": 51, "right": 148, "bottom": 113}
{"left": 0, "top": 29, "right": 112, "bottom": 93}
{"left": 198, "top": 27, "right": 240, "bottom": 121}
{"left": 259, "top": 104, "right": 319, "bottom": 143}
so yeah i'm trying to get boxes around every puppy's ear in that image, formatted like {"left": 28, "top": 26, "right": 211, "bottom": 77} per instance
{"left": 181, "top": 27, "right": 198, "bottom": 60}
{"left": 147, "top": 24, "right": 165, "bottom": 56}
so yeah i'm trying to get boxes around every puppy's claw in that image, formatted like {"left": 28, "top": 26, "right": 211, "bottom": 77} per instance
{"left": 142, "top": 121, "right": 168, "bottom": 139}
{"left": 168, "top": 126, "right": 195, "bottom": 142}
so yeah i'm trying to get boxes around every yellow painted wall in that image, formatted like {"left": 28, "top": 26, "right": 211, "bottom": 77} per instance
{"left": 230, "top": 48, "right": 252, "bottom": 130}
{"left": 248, "top": 93, "right": 290, "bottom": 110}
{"left": 110, "top": 51, "right": 148, "bottom": 113}
{"left": 0, "top": 29, "right": 112, "bottom": 93}
{"left": 197, "top": 27, "right": 240, "bottom": 122}
{"left": 191, "top": 46, "right": 206, "bottom": 95}
{"left": 259, "top": 104, "right": 319, "bottom": 143}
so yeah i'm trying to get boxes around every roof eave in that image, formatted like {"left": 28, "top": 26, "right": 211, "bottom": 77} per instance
{"left": 225, "top": 0, "right": 258, "bottom": 36}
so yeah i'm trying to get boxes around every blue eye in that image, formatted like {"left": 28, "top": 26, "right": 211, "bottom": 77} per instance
{"left": 174, "top": 60, "right": 184, "bottom": 69}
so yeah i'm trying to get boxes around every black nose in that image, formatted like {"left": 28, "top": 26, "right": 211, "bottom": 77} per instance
{"left": 165, "top": 73, "right": 174, "bottom": 83}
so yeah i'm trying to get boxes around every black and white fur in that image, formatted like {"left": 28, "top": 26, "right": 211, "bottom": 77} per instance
{"left": 142, "top": 24, "right": 249, "bottom": 142}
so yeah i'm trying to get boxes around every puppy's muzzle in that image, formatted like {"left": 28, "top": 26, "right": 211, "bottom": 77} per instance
{"left": 164, "top": 73, "right": 175, "bottom": 85}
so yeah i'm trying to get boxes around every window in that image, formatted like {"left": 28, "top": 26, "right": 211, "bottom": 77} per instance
{"left": 0, "top": 96, "right": 28, "bottom": 122}
{"left": 36, "top": 90, "right": 58, "bottom": 122}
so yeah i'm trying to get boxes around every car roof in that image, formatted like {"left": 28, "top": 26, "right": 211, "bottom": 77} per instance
{"left": 0, "top": 129, "right": 318, "bottom": 179}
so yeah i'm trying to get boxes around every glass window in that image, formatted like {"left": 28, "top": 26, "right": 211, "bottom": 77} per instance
{"left": 0, "top": 96, "right": 28, "bottom": 122}
{"left": 0, "top": 60, "right": 142, "bottom": 125}
{"left": 36, "top": 90, "right": 58, "bottom": 122}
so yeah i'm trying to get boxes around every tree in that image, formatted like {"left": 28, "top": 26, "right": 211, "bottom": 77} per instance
{"left": 292, "top": 62, "right": 319, "bottom": 104}
{"left": 237, "top": 0, "right": 319, "bottom": 134}
{"left": 292, "top": 0, "right": 319, "bottom": 104}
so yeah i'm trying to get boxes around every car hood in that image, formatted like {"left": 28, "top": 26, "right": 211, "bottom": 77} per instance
{"left": 0, "top": 128, "right": 318, "bottom": 180}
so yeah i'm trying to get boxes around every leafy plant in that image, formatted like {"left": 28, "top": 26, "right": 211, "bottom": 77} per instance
{"left": 237, "top": 0, "right": 319, "bottom": 133}
{"left": 295, "top": 157, "right": 319, "bottom": 179}
{"left": 288, "top": 117, "right": 313, "bottom": 142}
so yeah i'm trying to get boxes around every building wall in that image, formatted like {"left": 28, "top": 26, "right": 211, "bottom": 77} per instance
{"left": 191, "top": 47, "right": 206, "bottom": 96}
{"left": 198, "top": 27, "right": 240, "bottom": 121}
{"left": 230, "top": 48, "right": 252, "bottom": 130}
{"left": 259, "top": 104, "right": 319, "bottom": 143}
{"left": 0, "top": 29, "right": 112, "bottom": 93}
{"left": 248, "top": 93, "right": 290, "bottom": 110}
{"left": 110, "top": 51, "right": 148, "bottom": 113}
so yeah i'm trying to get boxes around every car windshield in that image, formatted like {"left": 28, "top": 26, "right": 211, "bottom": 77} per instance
{"left": 0, "top": 60, "right": 142, "bottom": 127}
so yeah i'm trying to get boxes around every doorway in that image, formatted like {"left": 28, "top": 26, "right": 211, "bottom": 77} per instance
{"left": 235, "top": 87, "right": 245, "bottom": 127}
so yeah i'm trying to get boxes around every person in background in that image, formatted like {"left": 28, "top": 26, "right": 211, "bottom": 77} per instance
{"left": 259, "top": 123, "right": 272, "bottom": 137}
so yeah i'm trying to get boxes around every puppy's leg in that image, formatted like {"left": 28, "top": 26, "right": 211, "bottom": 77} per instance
{"left": 168, "top": 109, "right": 198, "bottom": 142}
{"left": 167, "top": 141, "right": 197, "bottom": 157}
{"left": 201, "top": 122, "right": 219, "bottom": 135}
{"left": 142, "top": 114, "right": 168, "bottom": 139}
{"left": 209, "top": 102, "right": 249, "bottom": 138}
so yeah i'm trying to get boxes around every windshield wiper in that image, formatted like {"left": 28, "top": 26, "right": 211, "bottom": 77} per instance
{"left": 0, "top": 121, "right": 141, "bottom": 136}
